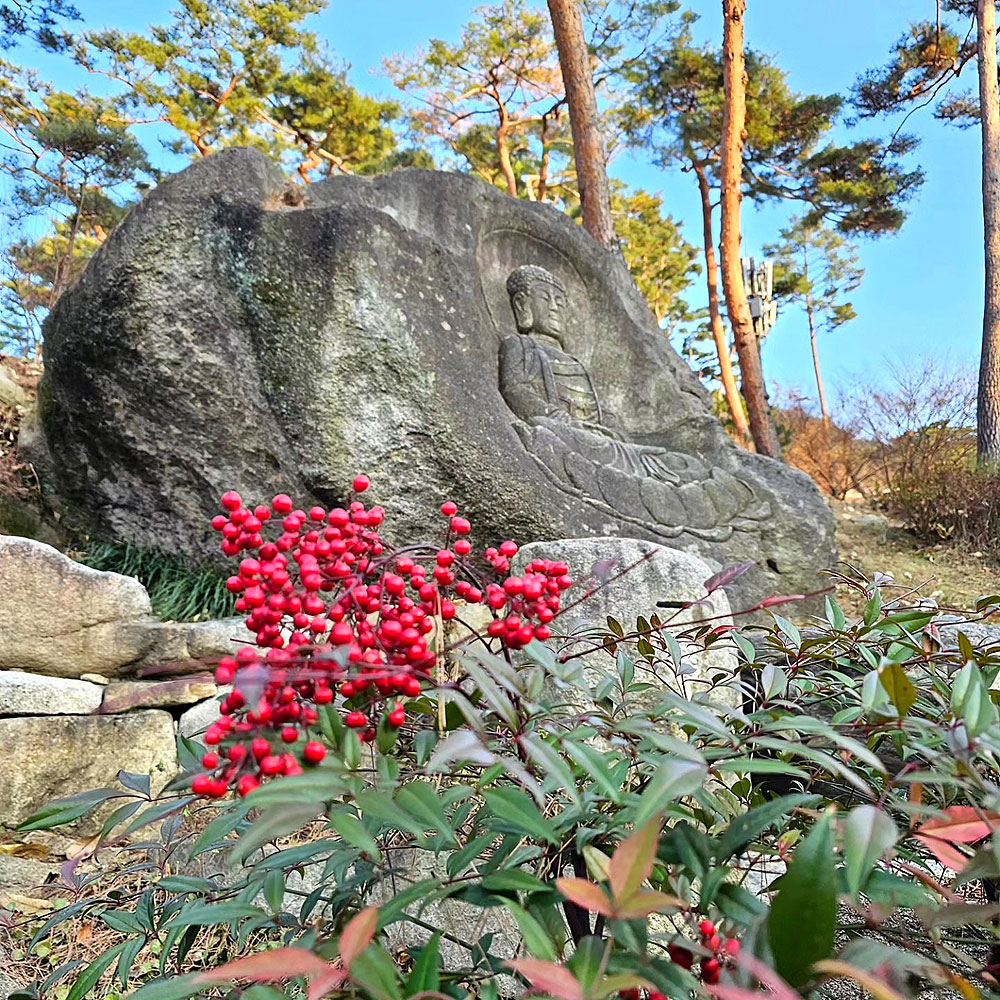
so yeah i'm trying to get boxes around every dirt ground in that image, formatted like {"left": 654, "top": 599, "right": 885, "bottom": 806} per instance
{"left": 829, "top": 496, "right": 1000, "bottom": 617}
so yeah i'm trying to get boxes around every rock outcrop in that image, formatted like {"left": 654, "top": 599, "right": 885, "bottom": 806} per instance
{"left": 35, "top": 148, "right": 835, "bottom": 609}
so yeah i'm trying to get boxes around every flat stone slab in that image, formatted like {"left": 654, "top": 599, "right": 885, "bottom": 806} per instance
{"left": 0, "top": 670, "right": 103, "bottom": 715}
{"left": 179, "top": 692, "right": 228, "bottom": 738}
{"left": 0, "top": 711, "right": 178, "bottom": 833}
{"left": 0, "top": 536, "right": 154, "bottom": 678}
{"left": 100, "top": 677, "right": 217, "bottom": 713}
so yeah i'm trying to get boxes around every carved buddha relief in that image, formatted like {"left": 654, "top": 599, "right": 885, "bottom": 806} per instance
{"left": 498, "top": 264, "right": 771, "bottom": 541}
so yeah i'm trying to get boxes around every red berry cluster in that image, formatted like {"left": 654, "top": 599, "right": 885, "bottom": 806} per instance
{"left": 665, "top": 921, "right": 740, "bottom": 986}
{"left": 191, "top": 479, "right": 571, "bottom": 798}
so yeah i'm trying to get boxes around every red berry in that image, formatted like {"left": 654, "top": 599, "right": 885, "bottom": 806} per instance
{"left": 221, "top": 490, "right": 242, "bottom": 511}
{"left": 345, "top": 711, "right": 367, "bottom": 728}
{"left": 723, "top": 938, "right": 740, "bottom": 957}
{"left": 450, "top": 516, "right": 471, "bottom": 534}
{"left": 259, "top": 755, "right": 283, "bottom": 775}
{"left": 353, "top": 474, "right": 370, "bottom": 492}
{"left": 281, "top": 726, "right": 299, "bottom": 744}
{"left": 191, "top": 774, "right": 212, "bottom": 796}
{"left": 668, "top": 944, "right": 693, "bottom": 970}
{"left": 699, "top": 920, "right": 716, "bottom": 938}
{"left": 251, "top": 738, "right": 271, "bottom": 760}
{"left": 701, "top": 959, "right": 720, "bottom": 985}
{"left": 201, "top": 752, "right": 219, "bottom": 769}
{"left": 236, "top": 774, "right": 259, "bottom": 797}
{"left": 303, "top": 741, "right": 326, "bottom": 763}
{"left": 440, "top": 500, "right": 457, "bottom": 516}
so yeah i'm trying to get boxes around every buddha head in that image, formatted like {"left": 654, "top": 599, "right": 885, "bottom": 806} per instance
{"left": 506, "top": 265, "right": 568, "bottom": 344}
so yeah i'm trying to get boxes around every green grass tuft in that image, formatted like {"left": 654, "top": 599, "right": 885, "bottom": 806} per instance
{"left": 78, "top": 541, "right": 234, "bottom": 622}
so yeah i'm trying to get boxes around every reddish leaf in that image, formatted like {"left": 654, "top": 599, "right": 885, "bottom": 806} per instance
{"left": 759, "top": 594, "right": 806, "bottom": 608}
{"left": 507, "top": 958, "right": 585, "bottom": 1000}
{"left": 914, "top": 806, "right": 1000, "bottom": 871}
{"left": 915, "top": 806, "right": 998, "bottom": 843}
{"left": 704, "top": 561, "right": 755, "bottom": 595}
{"left": 555, "top": 877, "right": 614, "bottom": 916}
{"left": 607, "top": 816, "right": 662, "bottom": 905}
{"left": 194, "top": 947, "right": 333, "bottom": 985}
{"left": 615, "top": 889, "right": 685, "bottom": 919}
{"left": 308, "top": 965, "right": 349, "bottom": 1000}
{"left": 339, "top": 906, "right": 379, "bottom": 968}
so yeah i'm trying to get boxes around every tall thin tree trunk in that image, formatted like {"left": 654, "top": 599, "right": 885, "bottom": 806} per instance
{"left": 497, "top": 107, "right": 518, "bottom": 197}
{"left": 693, "top": 160, "right": 752, "bottom": 448}
{"left": 547, "top": 0, "right": 615, "bottom": 249}
{"left": 718, "top": 0, "right": 782, "bottom": 459}
{"left": 806, "top": 297, "right": 830, "bottom": 428}
{"left": 977, "top": 0, "right": 1000, "bottom": 465}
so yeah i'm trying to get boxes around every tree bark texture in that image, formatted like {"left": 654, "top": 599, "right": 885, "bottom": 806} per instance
{"left": 977, "top": 0, "right": 1000, "bottom": 465}
{"left": 718, "top": 0, "right": 783, "bottom": 459}
{"left": 547, "top": 0, "right": 616, "bottom": 249}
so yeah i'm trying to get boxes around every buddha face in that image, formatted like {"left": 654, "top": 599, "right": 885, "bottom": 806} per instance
{"left": 510, "top": 277, "right": 567, "bottom": 343}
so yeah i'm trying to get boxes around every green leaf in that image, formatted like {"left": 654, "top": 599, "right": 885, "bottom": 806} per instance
{"left": 951, "top": 661, "right": 998, "bottom": 736}
{"left": 100, "top": 910, "right": 144, "bottom": 935}
{"left": 715, "top": 793, "right": 819, "bottom": 861}
{"left": 349, "top": 944, "right": 401, "bottom": 1000}
{"left": 164, "top": 901, "right": 264, "bottom": 930}
{"left": 126, "top": 973, "right": 204, "bottom": 1000}
{"left": 263, "top": 869, "right": 284, "bottom": 914}
{"left": 563, "top": 739, "right": 623, "bottom": 804}
{"left": 520, "top": 733, "right": 581, "bottom": 808}
{"left": 499, "top": 899, "right": 558, "bottom": 961}
{"left": 116, "top": 935, "right": 146, "bottom": 989}
{"left": 825, "top": 596, "right": 846, "bottom": 632}
{"left": 65, "top": 940, "right": 128, "bottom": 1000}
{"left": 863, "top": 587, "right": 882, "bottom": 627}
{"left": 190, "top": 802, "right": 250, "bottom": 858}
{"left": 567, "top": 935, "right": 604, "bottom": 992}
{"left": 230, "top": 803, "right": 321, "bottom": 866}
{"left": 843, "top": 805, "right": 897, "bottom": 897}
{"left": 482, "top": 870, "right": 547, "bottom": 893}
{"left": 768, "top": 813, "right": 837, "bottom": 988}
{"left": 483, "top": 787, "right": 559, "bottom": 844}
{"left": 328, "top": 808, "right": 381, "bottom": 861}
{"left": 878, "top": 662, "right": 916, "bottom": 717}
{"left": 772, "top": 614, "right": 801, "bottom": 649}
{"left": 395, "top": 780, "right": 457, "bottom": 843}
{"left": 633, "top": 759, "right": 706, "bottom": 828}
{"left": 18, "top": 788, "right": 119, "bottom": 831}
{"left": 405, "top": 933, "right": 441, "bottom": 995}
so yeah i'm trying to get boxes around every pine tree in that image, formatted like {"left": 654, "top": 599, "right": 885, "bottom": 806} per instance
{"left": 766, "top": 217, "right": 864, "bottom": 428}
{"left": 76, "top": 0, "right": 401, "bottom": 178}
{"left": 852, "top": 0, "right": 1000, "bottom": 466}
{"left": 622, "top": 15, "right": 921, "bottom": 451}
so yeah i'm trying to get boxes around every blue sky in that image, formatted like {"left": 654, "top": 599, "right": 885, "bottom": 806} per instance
{"left": 13, "top": 0, "right": 983, "bottom": 410}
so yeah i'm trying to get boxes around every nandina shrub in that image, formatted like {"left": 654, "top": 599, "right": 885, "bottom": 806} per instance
{"left": 13, "top": 482, "right": 1000, "bottom": 1000}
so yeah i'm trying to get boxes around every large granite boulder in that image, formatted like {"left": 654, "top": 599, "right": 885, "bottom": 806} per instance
{"left": 36, "top": 148, "right": 834, "bottom": 607}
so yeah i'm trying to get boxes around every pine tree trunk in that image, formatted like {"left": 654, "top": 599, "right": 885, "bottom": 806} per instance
{"left": 694, "top": 160, "right": 752, "bottom": 448}
{"left": 977, "top": 0, "right": 1000, "bottom": 466}
{"left": 718, "top": 0, "right": 783, "bottom": 459}
{"left": 547, "top": 0, "right": 616, "bottom": 250}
